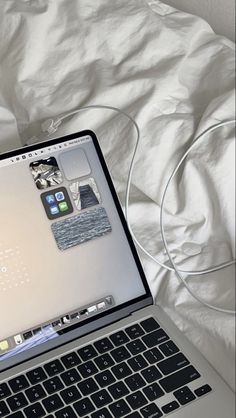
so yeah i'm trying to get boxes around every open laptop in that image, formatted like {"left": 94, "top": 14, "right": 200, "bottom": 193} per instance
{"left": 0, "top": 130, "right": 234, "bottom": 418}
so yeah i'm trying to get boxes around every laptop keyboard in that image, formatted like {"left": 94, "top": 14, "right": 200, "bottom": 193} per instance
{"left": 0, "top": 317, "right": 212, "bottom": 418}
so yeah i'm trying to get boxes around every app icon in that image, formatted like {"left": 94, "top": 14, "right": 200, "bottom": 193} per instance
{"left": 23, "top": 331, "right": 33, "bottom": 340}
{"left": 88, "top": 305, "right": 97, "bottom": 314}
{"left": 105, "top": 296, "right": 113, "bottom": 305}
{"left": 14, "top": 334, "right": 23, "bottom": 345}
{"left": 55, "top": 191, "right": 65, "bottom": 201}
{"left": 97, "top": 302, "right": 106, "bottom": 310}
{"left": 50, "top": 205, "right": 59, "bottom": 215}
{"left": 33, "top": 327, "right": 42, "bottom": 335}
{"left": 61, "top": 315, "right": 70, "bottom": 324}
{"left": 41, "top": 187, "right": 73, "bottom": 220}
{"left": 59, "top": 201, "right": 68, "bottom": 212}
{"left": 0, "top": 340, "right": 9, "bottom": 351}
{"left": 79, "top": 309, "right": 88, "bottom": 316}
{"left": 46, "top": 195, "right": 55, "bottom": 204}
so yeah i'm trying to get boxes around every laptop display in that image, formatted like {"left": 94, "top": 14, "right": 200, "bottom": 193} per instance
{"left": 0, "top": 132, "right": 149, "bottom": 371}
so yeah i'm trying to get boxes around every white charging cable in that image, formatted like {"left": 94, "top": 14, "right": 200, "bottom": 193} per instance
{"left": 29, "top": 105, "right": 235, "bottom": 314}
{"left": 159, "top": 120, "right": 236, "bottom": 314}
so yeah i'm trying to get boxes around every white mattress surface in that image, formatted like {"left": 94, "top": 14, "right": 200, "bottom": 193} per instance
{"left": 0, "top": 0, "right": 235, "bottom": 390}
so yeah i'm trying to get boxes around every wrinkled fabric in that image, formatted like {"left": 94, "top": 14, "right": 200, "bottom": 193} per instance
{"left": 0, "top": 0, "right": 235, "bottom": 390}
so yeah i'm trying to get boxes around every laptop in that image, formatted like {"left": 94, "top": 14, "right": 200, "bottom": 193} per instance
{"left": 0, "top": 130, "right": 234, "bottom": 418}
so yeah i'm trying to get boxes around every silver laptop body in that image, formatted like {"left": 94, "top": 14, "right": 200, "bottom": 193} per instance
{"left": 0, "top": 130, "right": 234, "bottom": 418}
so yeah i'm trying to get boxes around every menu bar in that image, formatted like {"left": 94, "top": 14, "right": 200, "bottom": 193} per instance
{"left": 0, "top": 136, "right": 92, "bottom": 168}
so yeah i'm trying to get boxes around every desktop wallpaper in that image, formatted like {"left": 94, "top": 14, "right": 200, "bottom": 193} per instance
{"left": 0, "top": 136, "right": 146, "bottom": 362}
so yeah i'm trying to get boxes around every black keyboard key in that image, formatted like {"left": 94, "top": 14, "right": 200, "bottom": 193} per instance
{"left": 143, "top": 348, "right": 164, "bottom": 364}
{"left": 42, "top": 394, "right": 63, "bottom": 413}
{"left": 55, "top": 406, "right": 77, "bottom": 418}
{"left": 141, "top": 403, "right": 163, "bottom": 418}
{"left": 78, "top": 377, "right": 99, "bottom": 396}
{"left": 91, "top": 389, "right": 112, "bottom": 408}
{"left": 108, "top": 381, "right": 129, "bottom": 400}
{"left": 194, "top": 384, "right": 212, "bottom": 397}
{"left": 174, "top": 386, "right": 196, "bottom": 405}
{"left": 0, "top": 384, "right": 11, "bottom": 400}
{"left": 0, "top": 400, "right": 10, "bottom": 417}
{"left": 43, "top": 377, "right": 64, "bottom": 395}
{"left": 94, "top": 354, "right": 115, "bottom": 371}
{"left": 110, "top": 331, "right": 129, "bottom": 347}
{"left": 95, "top": 370, "right": 115, "bottom": 388}
{"left": 126, "top": 413, "right": 142, "bottom": 418}
{"left": 78, "top": 345, "right": 98, "bottom": 361}
{"left": 125, "top": 374, "right": 146, "bottom": 391}
{"left": 126, "top": 339, "right": 146, "bottom": 355}
{"left": 161, "top": 401, "right": 179, "bottom": 414}
{"left": 159, "top": 366, "right": 201, "bottom": 393}
{"left": 126, "top": 391, "right": 147, "bottom": 410}
{"left": 25, "top": 384, "right": 47, "bottom": 402}
{"left": 142, "top": 330, "right": 169, "bottom": 348}
{"left": 73, "top": 397, "right": 95, "bottom": 416}
{"left": 143, "top": 383, "right": 164, "bottom": 402}
{"left": 128, "top": 355, "right": 148, "bottom": 372}
{"left": 159, "top": 340, "right": 179, "bottom": 357}
{"left": 78, "top": 361, "right": 98, "bottom": 378}
{"left": 94, "top": 338, "right": 114, "bottom": 354}
{"left": 9, "top": 376, "right": 29, "bottom": 393}
{"left": 157, "top": 353, "right": 189, "bottom": 376}
{"left": 141, "top": 366, "right": 162, "bottom": 383}
{"left": 140, "top": 318, "right": 159, "bottom": 333}
{"left": 111, "top": 346, "right": 131, "bottom": 363}
{"left": 7, "top": 393, "right": 28, "bottom": 412}
{"left": 24, "top": 402, "right": 46, "bottom": 418}
{"left": 61, "top": 352, "right": 81, "bottom": 369}
{"left": 27, "top": 367, "right": 47, "bottom": 384}
{"left": 60, "top": 385, "right": 81, "bottom": 404}
{"left": 125, "top": 324, "right": 145, "bottom": 340}
{"left": 112, "top": 362, "right": 132, "bottom": 380}
{"left": 44, "top": 360, "right": 64, "bottom": 377}
{"left": 61, "top": 369, "right": 81, "bottom": 386}
{"left": 91, "top": 407, "right": 112, "bottom": 418}
{"left": 109, "top": 400, "right": 131, "bottom": 418}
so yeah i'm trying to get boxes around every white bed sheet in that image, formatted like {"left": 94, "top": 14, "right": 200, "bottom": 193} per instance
{"left": 0, "top": 0, "right": 235, "bottom": 390}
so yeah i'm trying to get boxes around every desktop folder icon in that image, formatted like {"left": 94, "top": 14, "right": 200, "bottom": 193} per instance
{"left": 0, "top": 340, "right": 9, "bottom": 351}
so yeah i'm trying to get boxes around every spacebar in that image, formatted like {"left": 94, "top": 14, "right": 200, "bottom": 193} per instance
{"left": 159, "top": 366, "right": 201, "bottom": 393}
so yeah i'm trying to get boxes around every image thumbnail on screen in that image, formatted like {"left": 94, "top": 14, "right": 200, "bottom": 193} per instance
{"left": 69, "top": 177, "right": 101, "bottom": 211}
{"left": 30, "top": 157, "right": 63, "bottom": 190}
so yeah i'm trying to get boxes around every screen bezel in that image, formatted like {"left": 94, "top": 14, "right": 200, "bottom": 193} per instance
{"left": 0, "top": 130, "right": 153, "bottom": 372}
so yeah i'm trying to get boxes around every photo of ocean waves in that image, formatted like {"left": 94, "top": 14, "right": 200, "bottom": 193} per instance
{"left": 52, "top": 207, "right": 112, "bottom": 250}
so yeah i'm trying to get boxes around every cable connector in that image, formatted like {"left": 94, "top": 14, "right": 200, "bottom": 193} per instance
{"left": 41, "top": 117, "right": 62, "bottom": 134}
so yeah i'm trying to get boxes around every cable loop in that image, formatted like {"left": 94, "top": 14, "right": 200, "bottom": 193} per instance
{"left": 38, "top": 106, "right": 235, "bottom": 314}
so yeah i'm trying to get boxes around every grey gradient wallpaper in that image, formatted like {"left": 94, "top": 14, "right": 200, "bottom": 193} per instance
{"left": 0, "top": 137, "right": 146, "bottom": 346}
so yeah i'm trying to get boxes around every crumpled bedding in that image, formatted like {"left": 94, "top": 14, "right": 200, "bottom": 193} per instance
{"left": 0, "top": 0, "right": 235, "bottom": 390}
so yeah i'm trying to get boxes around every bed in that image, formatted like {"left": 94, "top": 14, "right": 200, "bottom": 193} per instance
{"left": 0, "top": 0, "right": 235, "bottom": 391}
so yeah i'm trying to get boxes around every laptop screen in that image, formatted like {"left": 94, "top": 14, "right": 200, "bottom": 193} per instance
{"left": 0, "top": 132, "right": 149, "bottom": 370}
